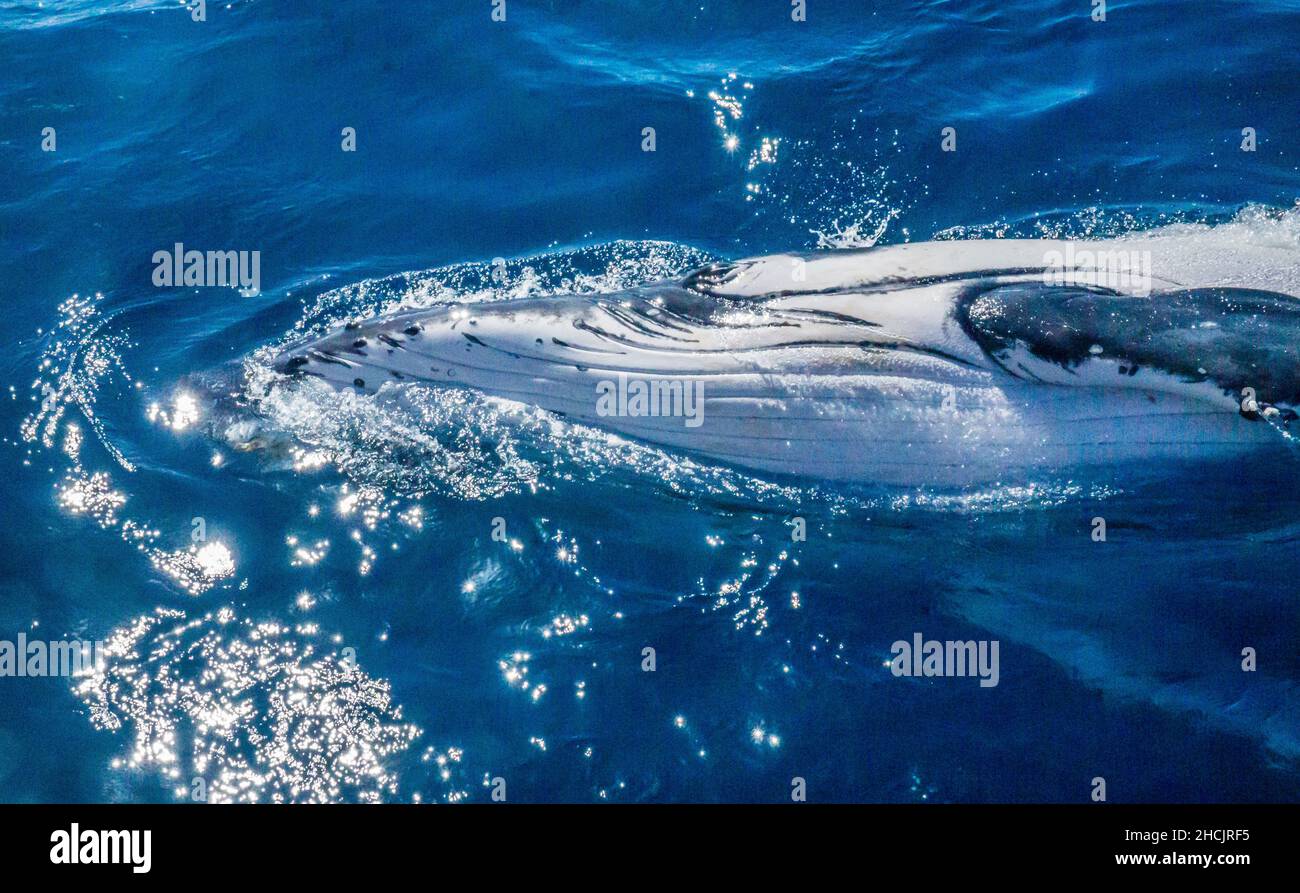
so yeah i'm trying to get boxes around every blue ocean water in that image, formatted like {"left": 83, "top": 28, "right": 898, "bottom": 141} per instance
{"left": 1, "top": 0, "right": 1298, "bottom": 803}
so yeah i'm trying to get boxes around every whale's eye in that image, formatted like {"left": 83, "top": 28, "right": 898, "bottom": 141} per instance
{"left": 353, "top": 378, "right": 365, "bottom": 388}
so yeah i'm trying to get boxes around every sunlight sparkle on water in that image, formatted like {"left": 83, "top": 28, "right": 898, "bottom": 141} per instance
{"left": 78, "top": 608, "right": 420, "bottom": 803}
{"left": 151, "top": 540, "right": 236, "bottom": 595}
{"left": 170, "top": 392, "right": 200, "bottom": 431}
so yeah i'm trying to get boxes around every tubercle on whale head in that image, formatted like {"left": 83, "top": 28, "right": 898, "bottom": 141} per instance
{"left": 275, "top": 354, "right": 310, "bottom": 375}
{"left": 265, "top": 305, "right": 457, "bottom": 394}
{"left": 269, "top": 318, "right": 372, "bottom": 378}
{"left": 682, "top": 261, "right": 744, "bottom": 295}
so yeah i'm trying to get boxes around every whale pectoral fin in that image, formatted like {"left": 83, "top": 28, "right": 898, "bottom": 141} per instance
{"left": 958, "top": 283, "right": 1300, "bottom": 413}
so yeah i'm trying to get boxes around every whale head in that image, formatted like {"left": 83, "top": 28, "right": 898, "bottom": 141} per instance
{"left": 268, "top": 237, "right": 1300, "bottom": 484}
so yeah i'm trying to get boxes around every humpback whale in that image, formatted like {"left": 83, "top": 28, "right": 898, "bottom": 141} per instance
{"left": 270, "top": 232, "right": 1300, "bottom": 485}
